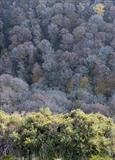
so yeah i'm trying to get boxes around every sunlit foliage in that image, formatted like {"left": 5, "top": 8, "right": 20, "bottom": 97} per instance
{"left": 0, "top": 109, "right": 115, "bottom": 160}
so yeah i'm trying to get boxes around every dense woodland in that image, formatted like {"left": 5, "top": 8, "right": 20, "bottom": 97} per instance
{"left": 1, "top": 0, "right": 115, "bottom": 159}
{"left": 1, "top": 0, "right": 115, "bottom": 115}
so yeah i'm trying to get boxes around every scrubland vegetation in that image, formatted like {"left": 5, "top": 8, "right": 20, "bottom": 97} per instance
{"left": 0, "top": 109, "right": 115, "bottom": 160}
{"left": 1, "top": 0, "right": 115, "bottom": 159}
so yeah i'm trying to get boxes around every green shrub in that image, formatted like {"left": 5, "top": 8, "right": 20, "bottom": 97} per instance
{"left": 0, "top": 109, "right": 115, "bottom": 160}
{"left": 90, "top": 155, "right": 112, "bottom": 160}
{"left": 2, "top": 155, "right": 16, "bottom": 160}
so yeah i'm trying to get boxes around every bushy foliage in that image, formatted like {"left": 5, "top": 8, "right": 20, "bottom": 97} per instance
{"left": 0, "top": 109, "right": 115, "bottom": 160}
{"left": 2, "top": 155, "right": 16, "bottom": 160}
{"left": 90, "top": 155, "right": 112, "bottom": 160}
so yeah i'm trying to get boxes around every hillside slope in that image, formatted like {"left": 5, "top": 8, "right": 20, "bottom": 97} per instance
{"left": 0, "top": 0, "right": 115, "bottom": 115}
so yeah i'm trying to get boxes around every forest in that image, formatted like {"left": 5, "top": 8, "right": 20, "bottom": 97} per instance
{"left": 1, "top": 0, "right": 115, "bottom": 159}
